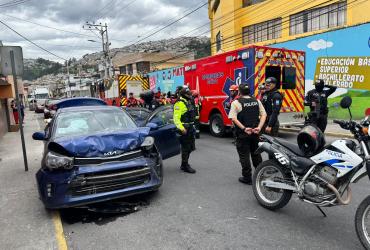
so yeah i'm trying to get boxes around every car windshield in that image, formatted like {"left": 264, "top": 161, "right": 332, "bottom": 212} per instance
{"left": 35, "top": 94, "right": 49, "bottom": 99}
{"left": 54, "top": 109, "right": 137, "bottom": 138}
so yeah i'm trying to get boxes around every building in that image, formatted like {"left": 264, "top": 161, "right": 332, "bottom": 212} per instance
{"left": 209, "top": 0, "right": 370, "bottom": 95}
{"left": 113, "top": 51, "right": 194, "bottom": 76}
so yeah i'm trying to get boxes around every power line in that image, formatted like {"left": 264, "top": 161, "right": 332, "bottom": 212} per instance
{"left": 0, "top": 19, "right": 67, "bottom": 61}
{"left": 152, "top": 0, "right": 363, "bottom": 67}
{"left": 133, "top": 2, "right": 208, "bottom": 44}
{"left": 0, "top": 0, "right": 30, "bottom": 8}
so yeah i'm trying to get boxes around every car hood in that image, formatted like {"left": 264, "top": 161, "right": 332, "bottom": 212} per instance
{"left": 52, "top": 127, "right": 150, "bottom": 157}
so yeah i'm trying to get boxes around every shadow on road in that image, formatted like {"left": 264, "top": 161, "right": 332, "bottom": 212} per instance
{"left": 60, "top": 192, "right": 157, "bottom": 225}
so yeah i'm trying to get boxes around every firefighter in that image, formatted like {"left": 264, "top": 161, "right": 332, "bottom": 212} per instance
{"left": 225, "top": 85, "right": 239, "bottom": 109}
{"left": 304, "top": 79, "right": 337, "bottom": 132}
{"left": 191, "top": 90, "right": 201, "bottom": 139}
{"left": 261, "top": 77, "right": 283, "bottom": 136}
{"left": 173, "top": 87, "right": 197, "bottom": 174}
{"left": 229, "top": 83, "right": 267, "bottom": 184}
{"left": 127, "top": 92, "right": 138, "bottom": 107}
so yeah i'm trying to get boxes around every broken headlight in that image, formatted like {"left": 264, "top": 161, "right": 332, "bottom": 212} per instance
{"left": 45, "top": 151, "right": 74, "bottom": 170}
{"left": 141, "top": 136, "right": 155, "bottom": 150}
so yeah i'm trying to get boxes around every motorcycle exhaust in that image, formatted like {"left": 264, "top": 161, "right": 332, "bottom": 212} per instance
{"left": 326, "top": 184, "right": 352, "bottom": 205}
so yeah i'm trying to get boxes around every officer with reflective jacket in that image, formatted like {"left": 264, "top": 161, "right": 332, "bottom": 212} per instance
{"left": 229, "top": 84, "right": 267, "bottom": 184}
{"left": 304, "top": 79, "right": 337, "bottom": 132}
{"left": 261, "top": 77, "right": 283, "bottom": 136}
{"left": 173, "top": 87, "right": 197, "bottom": 174}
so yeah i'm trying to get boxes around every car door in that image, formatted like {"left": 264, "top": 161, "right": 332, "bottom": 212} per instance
{"left": 146, "top": 106, "right": 180, "bottom": 160}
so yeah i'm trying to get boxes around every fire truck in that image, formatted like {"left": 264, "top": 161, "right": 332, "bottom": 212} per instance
{"left": 184, "top": 45, "right": 306, "bottom": 137}
{"left": 105, "top": 74, "right": 150, "bottom": 106}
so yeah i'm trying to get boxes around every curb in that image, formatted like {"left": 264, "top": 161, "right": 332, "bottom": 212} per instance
{"left": 279, "top": 127, "right": 353, "bottom": 138}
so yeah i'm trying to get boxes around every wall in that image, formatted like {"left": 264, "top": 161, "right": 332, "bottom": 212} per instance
{"left": 210, "top": 0, "right": 370, "bottom": 54}
{"left": 0, "top": 100, "right": 8, "bottom": 138}
{"left": 271, "top": 22, "right": 370, "bottom": 95}
{"left": 148, "top": 66, "right": 184, "bottom": 93}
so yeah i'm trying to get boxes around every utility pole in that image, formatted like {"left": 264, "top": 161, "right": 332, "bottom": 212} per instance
{"left": 66, "top": 59, "right": 71, "bottom": 97}
{"left": 83, "top": 22, "right": 111, "bottom": 81}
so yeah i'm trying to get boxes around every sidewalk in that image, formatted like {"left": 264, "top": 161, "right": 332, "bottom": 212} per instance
{"left": 0, "top": 111, "right": 58, "bottom": 249}
{"left": 281, "top": 121, "right": 353, "bottom": 138}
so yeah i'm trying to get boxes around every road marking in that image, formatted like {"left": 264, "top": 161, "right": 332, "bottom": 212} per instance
{"left": 52, "top": 211, "right": 68, "bottom": 250}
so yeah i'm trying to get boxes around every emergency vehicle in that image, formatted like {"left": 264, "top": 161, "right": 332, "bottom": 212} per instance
{"left": 184, "top": 45, "right": 305, "bottom": 137}
{"left": 105, "top": 74, "right": 150, "bottom": 106}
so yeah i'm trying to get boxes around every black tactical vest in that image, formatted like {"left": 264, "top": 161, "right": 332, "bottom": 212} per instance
{"left": 261, "top": 90, "right": 282, "bottom": 116}
{"left": 236, "top": 97, "right": 260, "bottom": 137}
{"left": 178, "top": 99, "right": 196, "bottom": 126}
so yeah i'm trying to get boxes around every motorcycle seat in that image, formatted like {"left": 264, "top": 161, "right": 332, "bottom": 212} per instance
{"left": 290, "top": 156, "right": 315, "bottom": 175}
{"left": 273, "top": 138, "right": 306, "bottom": 157}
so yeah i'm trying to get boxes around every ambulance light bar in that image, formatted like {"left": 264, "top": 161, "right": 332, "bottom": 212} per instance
{"left": 299, "top": 55, "right": 304, "bottom": 62}
{"left": 286, "top": 54, "right": 291, "bottom": 59}
{"left": 256, "top": 51, "right": 264, "bottom": 59}
{"left": 185, "top": 66, "right": 191, "bottom": 72}
{"left": 241, "top": 52, "right": 249, "bottom": 60}
{"left": 292, "top": 55, "right": 297, "bottom": 60}
{"left": 184, "top": 64, "right": 197, "bottom": 72}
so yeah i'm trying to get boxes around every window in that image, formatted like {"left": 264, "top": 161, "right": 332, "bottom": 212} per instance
{"left": 216, "top": 31, "right": 221, "bottom": 52}
{"left": 290, "top": 1, "right": 346, "bottom": 35}
{"left": 149, "top": 108, "right": 173, "bottom": 127}
{"left": 242, "top": 18, "right": 282, "bottom": 45}
{"left": 282, "top": 67, "right": 297, "bottom": 89}
{"left": 265, "top": 66, "right": 281, "bottom": 86}
{"left": 243, "top": 0, "right": 265, "bottom": 7}
{"left": 213, "top": 0, "right": 220, "bottom": 13}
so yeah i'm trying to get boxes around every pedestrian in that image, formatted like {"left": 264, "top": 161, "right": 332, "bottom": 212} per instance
{"left": 261, "top": 77, "right": 283, "bottom": 136}
{"left": 304, "top": 79, "right": 337, "bottom": 132}
{"left": 173, "top": 87, "right": 197, "bottom": 174}
{"left": 11, "top": 100, "right": 19, "bottom": 124}
{"left": 229, "top": 83, "right": 267, "bottom": 184}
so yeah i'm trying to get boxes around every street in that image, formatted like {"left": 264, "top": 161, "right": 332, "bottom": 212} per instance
{"left": 32, "top": 116, "right": 364, "bottom": 250}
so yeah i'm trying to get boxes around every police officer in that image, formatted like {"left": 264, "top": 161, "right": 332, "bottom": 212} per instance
{"left": 305, "top": 79, "right": 337, "bottom": 132}
{"left": 141, "top": 90, "right": 160, "bottom": 111}
{"left": 261, "top": 77, "right": 283, "bottom": 136}
{"left": 191, "top": 90, "right": 201, "bottom": 139}
{"left": 173, "top": 87, "right": 197, "bottom": 174}
{"left": 229, "top": 84, "right": 267, "bottom": 184}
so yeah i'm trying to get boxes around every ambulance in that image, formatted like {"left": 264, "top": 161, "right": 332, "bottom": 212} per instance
{"left": 184, "top": 45, "right": 306, "bottom": 137}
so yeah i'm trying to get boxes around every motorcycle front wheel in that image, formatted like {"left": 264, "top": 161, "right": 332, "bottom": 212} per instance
{"left": 252, "top": 160, "right": 292, "bottom": 210}
{"left": 355, "top": 196, "right": 370, "bottom": 249}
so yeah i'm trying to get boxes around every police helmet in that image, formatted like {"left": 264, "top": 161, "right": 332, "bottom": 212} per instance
{"left": 265, "top": 77, "right": 280, "bottom": 89}
{"left": 297, "top": 125, "right": 325, "bottom": 156}
{"left": 238, "top": 83, "right": 250, "bottom": 96}
{"left": 180, "top": 88, "right": 192, "bottom": 100}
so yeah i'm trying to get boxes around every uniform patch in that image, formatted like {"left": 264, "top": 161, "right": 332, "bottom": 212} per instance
{"left": 275, "top": 100, "right": 280, "bottom": 105}
{"left": 175, "top": 106, "right": 180, "bottom": 110}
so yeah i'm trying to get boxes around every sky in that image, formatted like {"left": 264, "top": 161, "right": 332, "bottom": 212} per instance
{"left": 0, "top": 0, "right": 209, "bottom": 62}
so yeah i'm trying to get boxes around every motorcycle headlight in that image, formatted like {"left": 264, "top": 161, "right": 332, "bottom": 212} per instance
{"left": 141, "top": 136, "right": 155, "bottom": 150}
{"left": 45, "top": 151, "right": 74, "bottom": 170}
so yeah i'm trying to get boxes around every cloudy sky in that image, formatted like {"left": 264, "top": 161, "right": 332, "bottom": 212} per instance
{"left": 0, "top": 0, "right": 209, "bottom": 62}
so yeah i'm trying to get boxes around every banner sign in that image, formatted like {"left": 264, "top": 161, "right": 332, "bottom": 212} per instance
{"left": 314, "top": 57, "right": 370, "bottom": 90}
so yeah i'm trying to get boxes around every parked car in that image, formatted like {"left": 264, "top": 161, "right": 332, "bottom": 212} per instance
{"left": 32, "top": 105, "right": 180, "bottom": 209}
{"left": 44, "top": 99, "right": 61, "bottom": 119}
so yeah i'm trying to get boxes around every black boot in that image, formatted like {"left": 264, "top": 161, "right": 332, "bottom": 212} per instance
{"left": 181, "top": 164, "right": 196, "bottom": 174}
{"left": 238, "top": 176, "right": 252, "bottom": 185}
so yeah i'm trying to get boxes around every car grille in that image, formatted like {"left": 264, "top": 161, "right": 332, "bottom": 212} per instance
{"left": 68, "top": 166, "right": 151, "bottom": 197}
{"left": 74, "top": 150, "right": 143, "bottom": 165}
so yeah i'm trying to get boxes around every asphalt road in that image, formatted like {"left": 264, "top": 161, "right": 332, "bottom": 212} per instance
{"left": 59, "top": 130, "right": 368, "bottom": 250}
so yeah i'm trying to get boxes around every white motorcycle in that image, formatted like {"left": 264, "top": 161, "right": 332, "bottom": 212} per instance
{"left": 252, "top": 96, "right": 370, "bottom": 248}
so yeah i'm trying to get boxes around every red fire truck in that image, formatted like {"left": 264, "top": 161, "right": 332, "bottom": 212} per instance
{"left": 184, "top": 45, "right": 305, "bottom": 137}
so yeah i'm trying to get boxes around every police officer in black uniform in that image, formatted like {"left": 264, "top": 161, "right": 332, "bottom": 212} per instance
{"left": 229, "top": 84, "right": 267, "bottom": 184}
{"left": 304, "top": 79, "right": 337, "bottom": 132}
{"left": 261, "top": 77, "right": 283, "bottom": 136}
{"left": 140, "top": 90, "right": 160, "bottom": 111}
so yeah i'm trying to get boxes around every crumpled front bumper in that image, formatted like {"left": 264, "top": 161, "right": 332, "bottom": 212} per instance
{"left": 36, "top": 156, "right": 162, "bottom": 209}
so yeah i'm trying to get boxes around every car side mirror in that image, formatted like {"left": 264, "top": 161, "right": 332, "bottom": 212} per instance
{"left": 32, "top": 132, "right": 46, "bottom": 141}
{"left": 146, "top": 122, "right": 159, "bottom": 131}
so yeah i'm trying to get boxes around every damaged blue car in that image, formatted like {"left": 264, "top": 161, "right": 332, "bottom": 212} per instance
{"left": 32, "top": 105, "right": 180, "bottom": 209}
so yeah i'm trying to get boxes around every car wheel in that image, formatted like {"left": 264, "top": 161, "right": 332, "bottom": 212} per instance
{"left": 209, "top": 113, "right": 225, "bottom": 137}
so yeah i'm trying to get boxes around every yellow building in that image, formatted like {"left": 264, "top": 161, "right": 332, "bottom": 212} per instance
{"left": 209, "top": 0, "right": 370, "bottom": 54}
